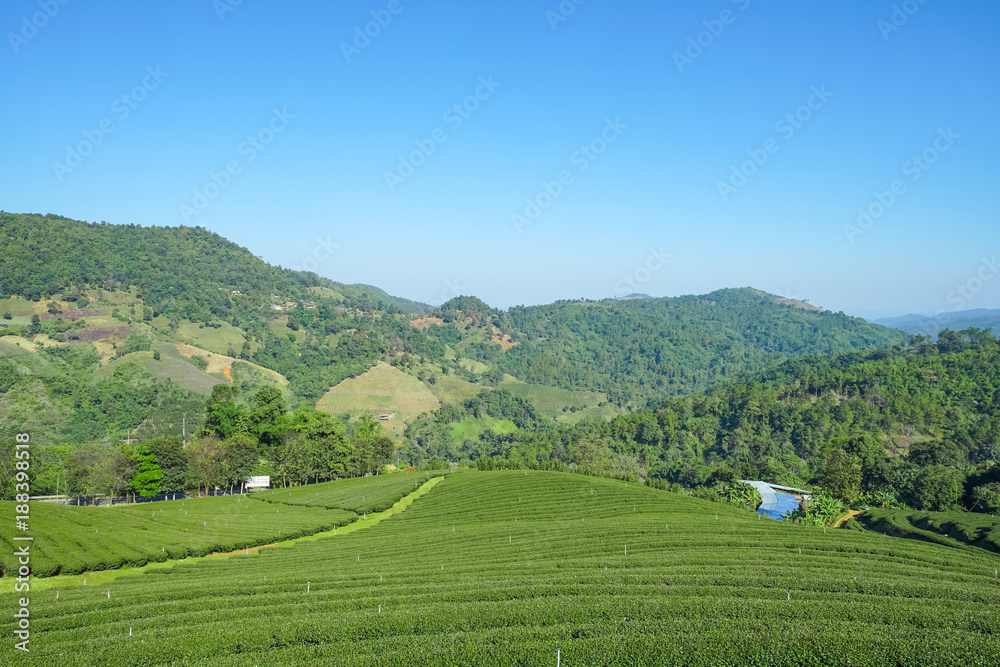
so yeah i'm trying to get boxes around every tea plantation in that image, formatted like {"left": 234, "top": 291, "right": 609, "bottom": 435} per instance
{"left": 0, "top": 472, "right": 441, "bottom": 578}
{"left": 3, "top": 471, "right": 999, "bottom": 666}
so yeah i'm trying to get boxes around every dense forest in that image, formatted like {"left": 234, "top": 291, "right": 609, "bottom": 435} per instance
{"left": 408, "top": 329, "right": 1000, "bottom": 514}
{"left": 438, "top": 289, "right": 906, "bottom": 406}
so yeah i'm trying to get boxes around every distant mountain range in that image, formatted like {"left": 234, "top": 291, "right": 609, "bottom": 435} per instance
{"left": 874, "top": 309, "right": 1000, "bottom": 337}
{"left": 0, "top": 212, "right": 908, "bottom": 444}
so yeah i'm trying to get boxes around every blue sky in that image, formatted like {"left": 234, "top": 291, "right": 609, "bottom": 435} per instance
{"left": 2, "top": 0, "right": 998, "bottom": 318}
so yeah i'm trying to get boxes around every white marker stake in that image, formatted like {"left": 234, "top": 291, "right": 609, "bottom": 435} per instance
{"left": 129, "top": 624, "right": 132, "bottom": 637}
{"left": 107, "top": 589, "right": 110, "bottom": 599}
{"left": 787, "top": 590, "right": 790, "bottom": 601}
{"left": 625, "top": 545, "right": 627, "bottom": 555}
{"left": 56, "top": 591, "right": 59, "bottom": 600}
{"left": 307, "top": 582, "right": 310, "bottom": 593}
{"left": 379, "top": 605, "right": 382, "bottom": 613}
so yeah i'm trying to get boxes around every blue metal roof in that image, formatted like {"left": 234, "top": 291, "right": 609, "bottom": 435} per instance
{"left": 741, "top": 481, "right": 801, "bottom": 520}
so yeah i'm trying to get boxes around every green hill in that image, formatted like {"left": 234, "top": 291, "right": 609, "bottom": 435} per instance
{"left": 437, "top": 288, "right": 906, "bottom": 408}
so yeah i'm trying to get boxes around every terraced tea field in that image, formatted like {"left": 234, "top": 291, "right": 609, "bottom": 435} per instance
{"left": 255, "top": 471, "right": 449, "bottom": 515}
{"left": 4, "top": 470, "right": 998, "bottom": 665}
{"left": 855, "top": 508, "right": 1000, "bottom": 555}
{"left": 0, "top": 473, "right": 439, "bottom": 579}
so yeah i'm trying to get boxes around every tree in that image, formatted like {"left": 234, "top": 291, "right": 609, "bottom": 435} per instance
{"left": 146, "top": 436, "right": 191, "bottom": 494}
{"left": 913, "top": 464, "right": 965, "bottom": 511}
{"left": 971, "top": 482, "right": 1000, "bottom": 513}
{"left": 292, "top": 405, "right": 352, "bottom": 480}
{"left": 352, "top": 413, "right": 394, "bottom": 475}
{"left": 221, "top": 434, "right": 259, "bottom": 489}
{"left": 47, "top": 301, "right": 60, "bottom": 315}
{"left": 821, "top": 449, "right": 862, "bottom": 503}
{"left": 203, "top": 384, "right": 249, "bottom": 440}
{"left": 130, "top": 444, "right": 164, "bottom": 497}
{"left": 189, "top": 437, "right": 224, "bottom": 495}
{"left": 249, "top": 386, "right": 289, "bottom": 450}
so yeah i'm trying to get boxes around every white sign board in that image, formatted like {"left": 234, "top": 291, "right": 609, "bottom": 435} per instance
{"left": 246, "top": 476, "right": 270, "bottom": 489}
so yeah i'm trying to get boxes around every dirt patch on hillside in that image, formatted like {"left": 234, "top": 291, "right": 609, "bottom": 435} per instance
{"left": 489, "top": 324, "right": 517, "bottom": 350}
{"left": 40, "top": 309, "right": 103, "bottom": 321}
{"left": 410, "top": 316, "right": 445, "bottom": 330}
{"left": 67, "top": 327, "right": 131, "bottom": 342}
{"left": 778, "top": 297, "right": 824, "bottom": 312}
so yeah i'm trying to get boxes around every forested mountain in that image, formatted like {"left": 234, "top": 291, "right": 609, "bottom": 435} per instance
{"left": 442, "top": 289, "right": 906, "bottom": 406}
{"left": 412, "top": 329, "right": 999, "bottom": 514}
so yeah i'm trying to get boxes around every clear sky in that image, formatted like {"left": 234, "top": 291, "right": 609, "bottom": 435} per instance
{"left": 2, "top": 0, "right": 998, "bottom": 318}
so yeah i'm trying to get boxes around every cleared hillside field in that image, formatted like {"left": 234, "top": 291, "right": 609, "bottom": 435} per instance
{"left": 500, "top": 378, "right": 621, "bottom": 423}
{"left": 5, "top": 471, "right": 999, "bottom": 666}
{"left": 316, "top": 362, "right": 440, "bottom": 436}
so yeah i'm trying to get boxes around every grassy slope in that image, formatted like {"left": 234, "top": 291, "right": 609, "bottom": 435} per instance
{"left": 316, "top": 363, "right": 440, "bottom": 437}
{"left": 500, "top": 378, "right": 621, "bottom": 423}
{"left": 6, "top": 471, "right": 998, "bottom": 666}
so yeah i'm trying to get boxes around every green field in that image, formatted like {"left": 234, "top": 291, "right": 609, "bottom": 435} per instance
{"left": 854, "top": 509, "right": 1000, "bottom": 555}
{"left": 5, "top": 471, "right": 999, "bottom": 665}
{"left": 450, "top": 416, "right": 518, "bottom": 444}
{"left": 500, "top": 379, "right": 621, "bottom": 423}
{"left": 168, "top": 320, "right": 247, "bottom": 356}
{"left": 316, "top": 363, "right": 440, "bottom": 436}
{"left": 95, "top": 343, "right": 226, "bottom": 395}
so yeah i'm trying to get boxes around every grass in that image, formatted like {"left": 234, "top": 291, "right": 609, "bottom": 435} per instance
{"left": 173, "top": 342, "right": 289, "bottom": 386}
{"left": 426, "top": 373, "right": 485, "bottom": 404}
{"left": 450, "top": 416, "right": 518, "bottom": 443}
{"left": 4, "top": 470, "right": 998, "bottom": 665}
{"left": 169, "top": 320, "right": 247, "bottom": 356}
{"left": 94, "top": 344, "right": 224, "bottom": 395}
{"left": 316, "top": 362, "right": 440, "bottom": 437}
{"left": 500, "top": 378, "right": 621, "bottom": 423}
